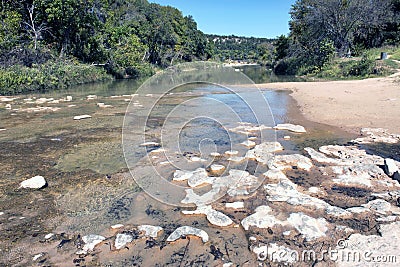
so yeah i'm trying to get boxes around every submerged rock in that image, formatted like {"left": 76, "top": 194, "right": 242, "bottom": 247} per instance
{"left": 138, "top": 225, "right": 163, "bottom": 238}
{"left": 166, "top": 226, "right": 209, "bottom": 243}
{"left": 182, "top": 205, "right": 233, "bottom": 227}
{"left": 19, "top": 176, "right": 47, "bottom": 189}
{"left": 181, "top": 169, "right": 262, "bottom": 205}
{"left": 274, "top": 123, "right": 306, "bottom": 133}
{"left": 114, "top": 233, "right": 133, "bottom": 250}
{"left": 287, "top": 213, "right": 328, "bottom": 241}
{"left": 173, "top": 168, "right": 214, "bottom": 187}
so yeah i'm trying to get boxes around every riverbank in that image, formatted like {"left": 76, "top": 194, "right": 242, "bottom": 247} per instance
{"left": 256, "top": 76, "right": 400, "bottom": 134}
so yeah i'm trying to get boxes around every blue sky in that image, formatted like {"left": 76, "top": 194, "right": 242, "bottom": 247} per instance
{"left": 149, "top": 0, "right": 296, "bottom": 38}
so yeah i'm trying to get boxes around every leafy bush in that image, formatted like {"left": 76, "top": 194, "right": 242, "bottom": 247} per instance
{"left": 0, "top": 60, "right": 112, "bottom": 95}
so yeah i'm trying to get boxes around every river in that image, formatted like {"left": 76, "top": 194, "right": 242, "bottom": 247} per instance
{"left": 0, "top": 64, "right": 382, "bottom": 266}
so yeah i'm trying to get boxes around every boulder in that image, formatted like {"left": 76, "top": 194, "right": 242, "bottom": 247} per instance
{"left": 384, "top": 158, "right": 399, "bottom": 177}
{"left": 19, "top": 176, "right": 47, "bottom": 189}
{"left": 114, "top": 233, "right": 133, "bottom": 250}
{"left": 166, "top": 226, "right": 209, "bottom": 243}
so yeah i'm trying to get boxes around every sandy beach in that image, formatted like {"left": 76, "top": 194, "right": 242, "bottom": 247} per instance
{"left": 257, "top": 76, "right": 400, "bottom": 134}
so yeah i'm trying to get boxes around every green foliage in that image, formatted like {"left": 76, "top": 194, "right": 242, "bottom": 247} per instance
{"left": 0, "top": 7, "right": 21, "bottom": 51}
{"left": 0, "top": 61, "right": 112, "bottom": 95}
{"left": 207, "top": 34, "right": 274, "bottom": 64}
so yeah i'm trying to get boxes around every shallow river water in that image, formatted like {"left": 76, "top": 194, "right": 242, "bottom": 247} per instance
{"left": 1, "top": 65, "right": 399, "bottom": 266}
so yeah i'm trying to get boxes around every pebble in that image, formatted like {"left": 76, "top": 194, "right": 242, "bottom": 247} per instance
{"left": 19, "top": 176, "right": 47, "bottom": 189}
{"left": 111, "top": 224, "right": 124, "bottom": 229}
{"left": 73, "top": 115, "right": 92, "bottom": 120}
{"left": 45, "top": 233, "right": 55, "bottom": 240}
{"left": 166, "top": 226, "right": 209, "bottom": 243}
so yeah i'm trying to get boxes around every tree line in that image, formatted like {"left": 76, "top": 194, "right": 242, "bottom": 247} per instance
{"left": 0, "top": 0, "right": 214, "bottom": 80}
{"left": 274, "top": 0, "right": 400, "bottom": 75}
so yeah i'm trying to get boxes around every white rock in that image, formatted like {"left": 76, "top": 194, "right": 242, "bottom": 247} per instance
{"left": 0, "top": 129, "right": 6, "bottom": 132}
{"left": 86, "top": 95, "right": 97, "bottom": 100}
{"left": 223, "top": 263, "right": 233, "bottom": 267}
{"left": 81, "top": 235, "right": 105, "bottom": 252}
{"left": 111, "top": 224, "right": 124, "bottom": 229}
{"left": 166, "top": 226, "right": 209, "bottom": 243}
{"left": 20, "top": 176, "right": 47, "bottom": 189}
{"left": 182, "top": 205, "right": 233, "bottom": 227}
{"left": 352, "top": 128, "right": 400, "bottom": 144}
{"left": 44, "top": 233, "right": 54, "bottom": 240}
{"left": 362, "top": 199, "right": 392, "bottom": 214}
{"left": 287, "top": 213, "right": 328, "bottom": 241}
{"left": 269, "top": 154, "right": 313, "bottom": 171}
{"left": 209, "top": 164, "right": 225, "bottom": 174}
{"left": 346, "top": 207, "right": 370, "bottom": 214}
{"left": 210, "top": 152, "right": 221, "bottom": 157}
{"left": 5, "top": 104, "right": 11, "bottom": 110}
{"left": 241, "top": 140, "right": 256, "bottom": 148}
{"left": 384, "top": 158, "right": 399, "bottom": 177}
{"left": 97, "top": 102, "right": 112, "bottom": 108}
{"left": 173, "top": 168, "right": 214, "bottom": 187}
{"left": 263, "top": 169, "right": 287, "bottom": 181}
{"left": 274, "top": 123, "right": 306, "bottom": 133}
{"left": 138, "top": 225, "right": 163, "bottom": 238}
{"left": 265, "top": 179, "right": 350, "bottom": 217}
{"left": 249, "top": 236, "right": 257, "bottom": 242}
{"left": 308, "top": 187, "right": 321, "bottom": 194}
{"left": 283, "top": 136, "right": 291, "bottom": 140}
{"left": 283, "top": 231, "right": 291, "bottom": 236}
{"left": 226, "top": 202, "right": 244, "bottom": 209}
{"left": 115, "top": 233, "right": 133, "bottom": 250}
{"left": 32, "top": 253, "right": 44, "bottom": 261}
{"left": 139, "top": 142, "right": 160, "bottom": 147}
{"left": 229, "top": 124, "right": 270, "bottom": 135}
{"left": 0, "top": 212, "right": 4, "bottom": 216}
{"left": 73, "top": 115, "right": 92, "bottom": 120}
{"left": 246, "top": 142, "right": 283, "bottom": 164}
{"left": 227, "top": 156, "right": 246, "bottom": 163}
{"left": 66, "top": 96, "right": 73, "bottom": 101}
{"left": 225, "top": 150, "right": 239, "bottom": 156}
{"left": 241, "top": 206, "right": 285, "bottom": 230}
{"left": 319, "top": 145, "right": 384, "bottom": 165}
{"left": 376, "top": 215, "right": 397, "bottom": 222}
{"left": 305, "top": 147, "right": 345, "bottom": 165}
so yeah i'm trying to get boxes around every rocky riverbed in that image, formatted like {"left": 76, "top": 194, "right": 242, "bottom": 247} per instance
{"left": 1, "top": 82, "right": 400, "bottom": 266}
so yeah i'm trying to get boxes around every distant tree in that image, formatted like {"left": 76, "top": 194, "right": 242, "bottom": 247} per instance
{"left": 289, "top": 0, "right": 393, "bottom": 56}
